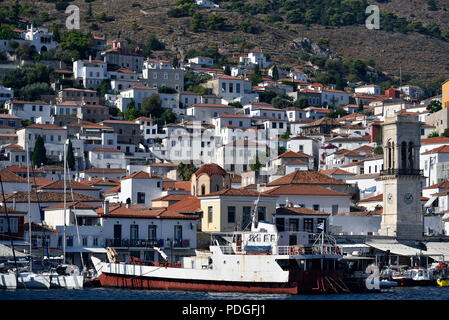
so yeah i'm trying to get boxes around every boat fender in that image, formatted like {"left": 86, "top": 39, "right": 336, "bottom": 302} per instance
{"left": 289, "top": 246, "right": 295, "bottom": 255}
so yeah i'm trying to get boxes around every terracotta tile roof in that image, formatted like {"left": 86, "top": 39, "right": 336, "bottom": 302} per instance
{"left": 424, "top": 180, "right": 449, "bottom": 190}
{"left": 41, "top": 165, "right": 64, "bottom": 172}
{"left": 66, "top": 121, "right": 112, "bottom": 130}
{"left": 358, "top": 194, "right": 383, "bottom": 203}
{"left": 320, "top": 168, "right": 354, "bottom": 175}
{"left": 63, "top": 88, "right": 97, "bottom": 93}
{"left": 267, "top": 170, "right": 348, "bottom": 187}
{"left": 38, "top": 180, "right": 101, "bottom": 191}
{"left": 277, "top": 150, "right": 311, "bottom": 159}
{"left": 422, "top": 145, "right": 449, "bottom": 155}
{"left": 263, "top": 185, "right": 350, "bottom": 197}
{"left": 345, "top": 173, "right": 380, "bottom": 180}
{"left": 194, "top": 163, "right": 227, "bottom": 177}
{"left": 200, "top": 188, "right": 271, "bottom": 198}
{"left": 0, "top": 114, "right": 20, "bottom": 119}
{"left": 25, "top": 124, "right": 65, "bottom": 130}
{"left": 31, "top": 177, "right": 54, "bottom": 187}
{"left": 97, "top": 204, "right": 198, "bottom": 220}
{"left": 286, "top": 159, "right": 309, "bottom": 165}
{"left": 341, "top": 161, "right": 365, "bottom": 168}
{"left": 4, "top": 165, "right": 42, "bottom": 174}
{"left": 122, "top": 171, "right": 162, "bottom": 180}
{"left": 105, "top": 184, "right": 121, "bottom": 195}
{"left": 4, "top": 191, "right": 101, "bottom": 203}
{"left": 44, "top": 202, "right": 99, "bottom": 210}
{"left": 90, "top": 147, "right": 124, "bottom": 153}
{"left": 163, "top": 180, "right": 191, "bottom": 191}
{"left": 80, "top": 178, "right": 120, "bottom": 186}
{"left": 421, "top": 137, "right": 449, "bottom": 145}
{"left": 3, "top": 144, "right": 24, "bottom": 150}
{"left": 0, "top": 169, "right": 27, "bottom": 183}
{"left": 165, "top": 196, "right": 201, "bottom": 213}
{"left": 275, "top": 207, "right": 330, "bottom": 216}
{"left": 231, "top": 174, "right": 242, "bottom": 183}
{"left": 335, "top": 210, "right": 382, "bottom": 216}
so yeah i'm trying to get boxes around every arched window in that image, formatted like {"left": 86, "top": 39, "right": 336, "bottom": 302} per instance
{"left": 387, "top": 141, "right": 392, "bottom": 169}
{"left": 201, "top": 185, "right": 206, "bottom": 195}
{"left": 408, "top": 142, "right": 414, "bottom": 170}
{"left": 401, "top": 141, "right": 407, "bottom": 169}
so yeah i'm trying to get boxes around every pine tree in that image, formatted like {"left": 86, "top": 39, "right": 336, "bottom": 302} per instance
{"left": 224, "top": 65, "right": 231, "bottom": 76}
{"left": 66, "top": 140, "right": 75, "bottom": 171}
{"left": 32, "top": 135, "right": 47, "bottom": 168}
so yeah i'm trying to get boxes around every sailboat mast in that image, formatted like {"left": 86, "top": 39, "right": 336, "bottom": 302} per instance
{"left": 26, "top": 140, "right": 32, "bottom": 273}
{"left": 63, "top": 140, "right": 67, "bottom": 265}
{"left": 0, "top": 175, "right": 18, "bottom": 278}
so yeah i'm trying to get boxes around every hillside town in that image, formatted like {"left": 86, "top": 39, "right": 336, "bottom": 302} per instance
{"left": 0, "top": 25, "right": 448, "bottom": 274}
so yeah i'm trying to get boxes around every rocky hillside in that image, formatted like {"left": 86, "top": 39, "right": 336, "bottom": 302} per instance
{"left": 1, "top": 0, "right": 448, "bottom": 87}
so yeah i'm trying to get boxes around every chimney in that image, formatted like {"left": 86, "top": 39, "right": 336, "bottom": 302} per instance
{"left": 103, "top": 200, "right": 109, "bottom": 215}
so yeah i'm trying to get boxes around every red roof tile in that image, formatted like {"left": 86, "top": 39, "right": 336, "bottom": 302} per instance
{"left": 263, "top": 185, "right": 350, "bottom": 197}
{"left": 194, "top": 164, "right": 227, "bottom": 177}
{"left": 267, "top": 170, "right": 348, "bottom": 187}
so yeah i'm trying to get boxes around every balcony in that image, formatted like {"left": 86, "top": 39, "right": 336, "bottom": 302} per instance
{"left": 105, "top": 239, "right": 162, "bottom": 248}
{"left": 380, "top": 169, "right": 423, "bottom": 177}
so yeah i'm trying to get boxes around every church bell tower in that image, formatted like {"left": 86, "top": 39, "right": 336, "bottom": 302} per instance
{"left": 379, "top": 112, "right": 423, "bottom": 240}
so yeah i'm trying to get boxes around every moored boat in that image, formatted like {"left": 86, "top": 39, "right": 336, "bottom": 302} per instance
{"left": 91, "top": 221, "right": 348, "bottom": 294}
{"left": 0, "top": 273, "right": 17, "bottom": 289}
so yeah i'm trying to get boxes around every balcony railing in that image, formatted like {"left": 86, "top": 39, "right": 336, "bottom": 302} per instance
{"left": 106, "top": 239, "right": 162, "bottom": 248}
{"left": 106, "top": 238, "right": 190, "bottom": 248}
{"left": 380, "top": 169, "right": 423, "bottom": 176}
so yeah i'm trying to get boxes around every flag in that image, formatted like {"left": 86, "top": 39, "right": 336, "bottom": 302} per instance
{"left": 317, "top": 222, "right": 325, "bottom": 231}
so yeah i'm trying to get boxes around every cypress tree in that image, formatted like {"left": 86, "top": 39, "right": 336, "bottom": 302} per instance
{"left": 67, "top": 140, "right": 75, "bottom": 171}
{"left": 32, "top": 135, "right": 47, "bottom": 168}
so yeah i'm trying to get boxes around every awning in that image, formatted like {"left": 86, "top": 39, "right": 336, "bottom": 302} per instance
{"left": 66, "top": 247, "right": 107, "bottom": 253}
{"left": 0, "top": 243, "right": 28, "bottom": 258}
{"left": 423, "top": 242, "right": 449, "bottom": 261}
{"left": 424, "top": 195, "right": 438, "bottom": 208}
{"left": 366, "top": 241, "right": 429, "bottom": 257}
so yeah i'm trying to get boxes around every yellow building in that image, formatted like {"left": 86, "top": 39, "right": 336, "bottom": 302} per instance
{"left": 443, "top": 79, "right": 449, "bottom": 109}
{"left": 190, "top": 163, "right": 231, "bottom": 196}
{"left": 198, "top": 188, "right": 277, "bottom": 232}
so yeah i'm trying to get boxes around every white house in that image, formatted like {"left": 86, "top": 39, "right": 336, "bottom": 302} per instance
{"left": 287, "top": 70, "right": 308, "bottom": 82}
{"left": 321, "top": 89, "right": 349, "bottom": 107}
{"left": 262, "top": 184, "right": 351, "bottom": 215}
{"left": 186, "top": 103, "right": 236, "bottom": 124}
{"left": 98, "top": 202, "right": 198, "bottom": 262}
{"left": 5, "top": 100, "right": 52, "bottom": 122}
{"left": 239, "top": 51, "right": 270, "bottom": 68}
{"left": 0, "top": 85, "right": 13, "bottom": 107}
{"left": 355, "top": 85, "right": 381, "bottom": 95}
{"left": 43, "top": 202, "right": 106, "bottom": 267}
{"left": 73, "top": 58, "right": 107, "bottom": 90}
{"left": 115, "top": 171, "right": 163, "bottom": 207}
{"left": 188, "top": 56, "right": 214, "bottom": 66}
{"left": 88, "top": 147, "right": 126, "bottom": 170}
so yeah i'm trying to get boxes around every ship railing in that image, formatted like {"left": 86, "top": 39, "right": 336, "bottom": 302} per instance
{"left": 219, "top": 246, "right": 235, "bottom": 255}
{"left": 277, "top": 245, "right": 341, "bottom": 256}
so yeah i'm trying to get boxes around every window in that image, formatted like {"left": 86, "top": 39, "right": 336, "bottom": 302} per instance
{"left": 148, "top": 225, "right": 157, "bottom": 241}
{"left": 331, "top": 205, "right": 339, "bottom": 215}
{"left": 227, "top": 206, "right": 236, "bottom": 223}
{"left": 221, "top": 82, "right": 226, "bottom": 92}
{"left": 289, "top": 218, "right": 299, "bottom": 232}
{"left": 236, "top": 83, "right": 240, "bottom": 93}
{"left": 130, "top": 224, "right": 139, "bottom": 242}
{"left": 174, "top": 225, "right": 182, "bottom": 242}
{"left": 66, "top": 236, "right": 73, "bottom": 247}
{"left": 257, "top": 207, "right": 266, "bottom": 221}
{"left": 137, "top": 192, "right": 145, "bottom": 204}
{"left": 208, "top": 206, "right": 213, "bottom": 223}
{"left": 313, "top": 204, "right": 320, "bottom": 211}
{"left": 303, "top": 219, "right": 313, "bottom": 233}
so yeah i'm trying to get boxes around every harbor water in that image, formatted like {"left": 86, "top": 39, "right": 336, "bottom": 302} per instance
{"left": 0, "top": 286, "right": 448, "bottom": 300}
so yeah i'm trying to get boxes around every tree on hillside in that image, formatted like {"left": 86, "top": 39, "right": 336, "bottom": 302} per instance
{"left": 66, "top": 140, "right": 75, "bottom": 171}
{"left": 141, "top": 94, "right": 163, "bottom": 118}
{"left": 224, "top": 65, "right": 231, "bottom": 76}
{"left": 32, "top": 135, "right": 47, "bottom": 168}
{"left": 427, "top": 100, "right": 442, "bottom": 114}
{"left": 177, "top": 161, "right": 198, "bottom": 181}
{"left": 272, "top": 65, "right": 279, "bottom": 81}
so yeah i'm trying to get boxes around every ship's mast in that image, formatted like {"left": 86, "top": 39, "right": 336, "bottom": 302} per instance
{"left": 26, "top": 139, "right": 32, "bottom": 272}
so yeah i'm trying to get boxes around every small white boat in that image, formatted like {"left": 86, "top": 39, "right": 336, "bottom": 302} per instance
{"left": 43, "top": 265, "right": 84, "bottom": 289}
{"left": 0, "top": 273, "right": 17, "bottom": 289}
{"left": 17, "top": 272, "right": 51, "bottom": 289}
{"left": 47, "top": 274, "right": 84, "bottom": 289}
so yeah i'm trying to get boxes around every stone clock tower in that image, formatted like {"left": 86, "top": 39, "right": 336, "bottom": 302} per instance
{"left": 379, "top": 112, "right": 424, "bottom": 240}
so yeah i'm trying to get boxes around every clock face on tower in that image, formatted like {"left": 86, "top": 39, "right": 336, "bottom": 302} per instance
{"left": 387, "top": 193, "right": 393, "bottom": 204}
{"left": 404, "top": 193, "right": 414, "bottom": 205}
